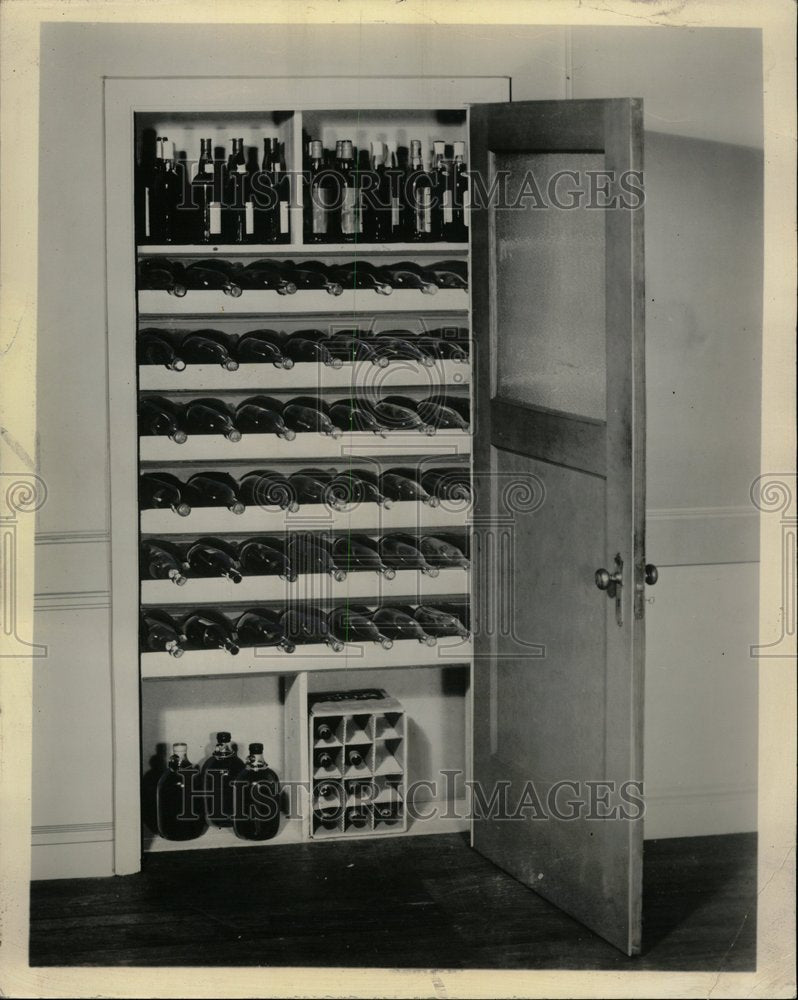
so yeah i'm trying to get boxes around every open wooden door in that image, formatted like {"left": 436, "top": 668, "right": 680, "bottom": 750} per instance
{"left": 470, "top": 99, "right": 648, "bottom": 955}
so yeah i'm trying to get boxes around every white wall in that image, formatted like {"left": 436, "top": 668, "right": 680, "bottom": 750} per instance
{"left": 32, "top": 22, "right": 762, "bottom": 876}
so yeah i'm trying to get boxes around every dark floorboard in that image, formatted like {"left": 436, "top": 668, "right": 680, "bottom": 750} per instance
{"left": 29, "top": 832, "right": 756, "bottom": 970}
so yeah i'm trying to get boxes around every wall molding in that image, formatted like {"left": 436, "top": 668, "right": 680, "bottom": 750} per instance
{"left": 34, "top": 590, "right": 111, "bottom": 611}
{"left": 646, "top": 504, "right": 758, "bottom": 566}
{"left": 32, "top": 821, "right": 114, "bottom": 846}
{"left": 644, "top": 782, "right": 757, "bottom": 839}
{"left": 36, "top": 529, "right": 110, "bottom": 545}
{"left": 31, "top": 822, "right": 115, "bottom": 880}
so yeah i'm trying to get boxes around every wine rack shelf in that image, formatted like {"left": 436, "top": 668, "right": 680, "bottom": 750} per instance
{"left": 139, "top": 430, "right": 472, "bottom": 462}
{"left": 141, "top": 636, "right": 473, "bottom": 680}
{"left": 138, "top": 288, "right": 469, "bottom": 316}
{"left": 140, "top": 499, "right": 472, "bottom": 536}
{"left": 138, "top": 359, "right": 470, "bottom": 393}
{"left": 138, "top": 243, "right": 470, "bottom": 257}
{"left": 140, "top": 567, "right": 470, "bottom": 606}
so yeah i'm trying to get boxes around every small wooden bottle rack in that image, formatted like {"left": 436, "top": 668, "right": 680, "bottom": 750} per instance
{"left": 308, "top": 688, "right": 407, "bottom": 840}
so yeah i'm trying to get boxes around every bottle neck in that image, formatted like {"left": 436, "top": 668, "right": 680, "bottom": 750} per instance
{"left": 214, "top": 741, "right": 234, "bottom": 758}
{"left": 247, "top": 752, "right": 267, "bottom": 770}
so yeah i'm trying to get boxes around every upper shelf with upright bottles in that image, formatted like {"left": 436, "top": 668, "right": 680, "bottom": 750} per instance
{"left": 134, "top": 107, "right": 470, "bottom": 254}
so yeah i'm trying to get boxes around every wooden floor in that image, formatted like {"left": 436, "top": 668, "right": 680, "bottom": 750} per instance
{"left": 29, "top": 832, "right": 756, "bottom": 970}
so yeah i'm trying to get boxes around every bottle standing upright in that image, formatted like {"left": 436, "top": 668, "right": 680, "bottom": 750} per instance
{"left": 407, "top": 139, "right": 434, "bottom": 241}
{"left": 232, "top": 743, "right": 282, "bottom": 841}
{"left": 305, "top": 139, "right": 334, "bottom": 243}
{"left": 201, "top": 732, "right": 245, "bottom": 827}
{"left": 338, "top": 139, "right": 362, "bottom": 242}
{"left": 156, "top": 743, "right": 207, "bottom": 841}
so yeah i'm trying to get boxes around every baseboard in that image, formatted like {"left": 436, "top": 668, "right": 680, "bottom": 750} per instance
{"left": 31, "top": 822, "right": 115, "bottom": 880}
{"left": 644, "top": 784, "right": 757, "bottom": 839}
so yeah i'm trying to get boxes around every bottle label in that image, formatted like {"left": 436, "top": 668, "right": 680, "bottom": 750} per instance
{"left": 245, "top": 200, "right": 255, "bottom": 235}
{"left": 391, "top": 196, "right": 401, "bottom": 229}
{"left": 416, "top": 188, "right": 432, "bottom": 234}
{"left": 443, "top": 189, "right": 453, "bottom": 224}
{"left": 312, "top": 185, "right": 333, "bottom": 234}
{"left": 236, "top": 164, "right": 248, "bottom": 174}
{"left": 209, "top": 202, "right": 222, "bottom": 235}
{"left": 463, "top": 186, "right": 470, "bottom": 227}
{"left": 279, "top": 199, "right": 289, "bottom": 234}
{"left": 203, "top": 163, "right": 214, "bottom": 175}
{"left": 144, "top": 187, "right": 151, "bottom": 238}
{"left": 341, "top": 187, "right": 362, "bottom": 235}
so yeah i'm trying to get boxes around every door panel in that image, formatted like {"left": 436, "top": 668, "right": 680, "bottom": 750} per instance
{"left": 470, "top": 99, "right": 645, "bottom": 955}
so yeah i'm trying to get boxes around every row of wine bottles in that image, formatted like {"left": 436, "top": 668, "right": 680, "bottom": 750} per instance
{"left": 303, "top": 137, "right": 468, "bottom": 244}
{"left": 137, "top": 257, "right": 467, "bottom": 297}
{"left": 141, "top": 602, "right": 471, "bottom": 657}
{"left": 139, "top": 394, "right": 470, "bottom": 442}
{"left": 142, "top": 531, "right": 469, "bottom": 585}
{"left": 136, "top": 133, "right": 468, "bottom": 246}
{"left": 139, "top": 467, "right": 471, "bottom": 516}
{"left": 152, "top": 734, "right": 281, "bottom": 842}
{"left": 138, "top": 326, "right": 469, "bottom": 371}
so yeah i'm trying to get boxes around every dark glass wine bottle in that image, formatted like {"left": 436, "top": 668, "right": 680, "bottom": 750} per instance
{"left": 140, "top": 539, "right": 188, "bottom": 585}
{"left": 363, "top": 141, "right": 391, "bottom": 242}
{"left": 232, "top": 743, "right": 281, "bottom": 841}
{"left": 183, "top": 398, "right": 241, "bottom": 441}
{"left": 240, "top": 259, "right": 296, "bottom": 294}
{"left": 419, "top": 467, "right": 472, "bottom": 503}
{"left": 235, "top": 329, "right": 293, "bottom": 369}
{"left": 269, "top": 138, "right": 291, "bottom": 244}
{"left": 345, "top": 747, "right": 369, "bottom": 770}
{"left": 328, "top": 606, "right": 393, "bottom": 649}
{"left": 425, "top": 259, "right": 469, "bottom": 289}
{"left": 330, "top": 534, "right": 395, "bottom": 578}
{"left": 379, "top": 260, "right": 438, "bottom": 293}
{"left": 222, "top": 137, "right": 248, "bottom": 244}
{"left": 251, "top": 138, "right": 279, "bottom": 243}
{"left": 414, "top": 604, "right": 470, "bottom": 638}
{"left": 416, "top": 394, "right": 470, "bottom": 431}
{"left": 280, "top": 606, "right": 344, "bottom": 652}
{"left": 284, "top": 533, "right": 346, "bottom": 581}
{"left": 417, "top": 533, "right": 470, "bottom": 570}
{"left": 326, "top": 260, "right": 392, "bottom": 295}
{"left": 201, "top": 732, "right": 244, "bottom": 826}
{"left": 184, "top": 258, "right": 244, "bottom": 297}
{"left": 186, "top": 471, "right": 245, "bottom": 514}
{"left": 325, "top": 468, "right": 392, "bottom": 509}
{"left": 157, "top": 743, "right": 207, "bottom": 841}
{"left": 138, "top": 329, "right": 186, "bottom": 371}
{"left": 407, "top": 140, "right": 434, "bottom": 242}
{"left": 137, "top": 258, "right": 187, "bottom": 297}
{"left": 284, "top": 259, "right": 343, "bottom": 296}
{"left": 139, "top": 472, "right": 192, "bottom": 517}
{"left": 450, "top": 140, "right": 469, "bottom": 242}
{"left": 140, "top": 609, "right": 185, "bottom": 657}
{"left": 234, "top": 395, "right": 296, "bottom": 440}
{"left": 138, "top": 396, "right": 187, "bottom": 443}
{"left": 184, "top": 536, "right": 243, "bottom": 583}
{"left": 283, "top": 396, "right": 343, "bottom": 437}
{"left": 287, "top": 468, "right": 337, "bottom": 506}
{"left": 283, "top": 333, "right": 342, "bottom": 369}
{"left": 180, "top": 329, "right": 239, "bottom": 370}
{"left": 191, "top": 138, "right": 221, "bottom": 244}
{"left": 327, "top": 335, "right": 389, "bottom": 368}
{"left": 338, "top": 139, "right": 362, "bottom": 242}
{"left": 182, "top": 610, "right": 240, "bottom": 655}
{"left": 236, "top": 607, "right": 296, "bottom": 653}
{"left": 379, "top": 534, "right": 440, "bottom": 576}
{"left": 135, "top": 128, "right": 158, "bottom": 244}
{"left": 329, "top": 399, "right": 387, "bottom": 437}
{"left": 150, "top": 137, "right": 182, "bottom": 244}
{"left": 380, "top": 468, "right": 439, "bottom": 505}
{"left": 238, "top": 537, "right": 297, "bottom": 582}
{"left": 372, "top": 335, "right": 435, "bottom": 368}
{"left": 371, "top": 399, "right": 431, "bottom": 435}
{"left": 385, "top": 140, "right": 404, "bottom": 241}
{"left": 239, "top": 469, "right": 299, "bottom": 512}
{"left": 432, "top": 140, "right": 451, "bottom": 242}
{"left": 305, "top": 140, "right": 332, "bottom": 243}
{"left": 372, "top": 605, "right": 436, "bottom": 646}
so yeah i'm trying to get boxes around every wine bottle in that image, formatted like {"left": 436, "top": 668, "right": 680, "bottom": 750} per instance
{"left": 184, "top": 537, "right": 243, "bottom": 583}
{"left": 382, "top": 467, "right": 439, "bottom": 505}
{"left": 345, "top": 806, "right": 370, "bottom": 830}
{"left": 135, "top": 129, "right": 157, "bottom": 244}
{"left": 338, "top": 139, "right": 362, "bottom": 242}
{"left": 238, "top": 537, "right": 297, "bottom": 582}
{"left": 364, "top": 141, "right": 391, "bottom": 243}
{"left": 183, "top": 398, "right": 241, "bottom": 441}
{"left": 379, "top": 260, "right": 438, "bottom": 294}
{"left": 432, "top": 140, "right": 450, "bottom": 243}
{"left": 314, "top": 718, "right": 340, "bottom": 744}
{"left": 280, "top": 606, "right": 344, "bottom": 652}
{"left": 180, "top": 329, "right": 239, "bottom": 370}
{"left": 137, "top": 257, "right": 187, "bottom": 297}
{"left": 417, "top": 533, "right": 470, "bottom": 570}
{"left": 283, "top": 396, "right": 343, "bottom": 437}
{"left": 235, "top": 329, "right": 293, "bottom": 369}
{"left": 283, "top": 332, "right": 342, "bottom": 369}
{"left": 201, "top": 732, "right": 244, "bottom": 826}
{"left": 328, "top": 606, "right": 393, "bottom": 649}
{"left": 345, "top": 747, "right": 369, "bottom": 770}
{"left": 269, "top": 138, "right": 291, "bottom": 243}
{"left": 140, "top": 609, "right": 185, "bottom": 657}
{"left": 379, "top": 534, "right": 440, "bottom": 576}
{"left": 284, "top": 533, "right": 346, "bottom": 582}
{"left": 314, "top": 749, "right": 338, "bottom": 772}
{"left": 157, "top": 743, "right": 207, "bottom": 840}
{"left": 186, "top": 471, "right": 245, "bottom": 514}
{"left": 407, "top": 140, "right": 434, "bottom": 242}
{"left": 239, "top": 469, "right": 299, "bottom": 512}
{"left": 450, "top": 140, "right": 469, "bottom": 242}
{"left": 139, "top": 472, "right": 192, "bottom": 517}
{"left": 425, "top": 259, "right": 469, "bottom": 289}
{"left": 385, "top": 140, "right": 404, "bottom": 241}
{"left": 420, "top": 467, "right": 472, "bottom": 503}
{"left": 372, "top": 605, "right": 436, "bottom": 646}
{"left": 416, "top": 394, "right": 470, "bottom": 431}
{"left": 234, "top": 395, "right": 296, "bottom": 440}
{"left": 371, "top": 399, "right": 432, "bottom": 435}
{"left": 329, "top": 399, "right": 387, "bottom": 437}
{"left": 138, "top": 329, "right": 186, "bottom": 371}
{"left": 418, "top": 332, "right": 469, "bottom": 363}
{"left": 314, "top": 781, "right": 343, "bottom": 825}
{"left": 372, "top": 335, "right": 435, "bottom": 367}
{"left": 150, "top": 137, "right": 181, "bottom": 244}
{"left": 140, "top": 539, "right": 188, "bottom": 585}
{"left": 138, "top": 395, "right": 187, "bottom": 443}
{"left": 290, "top": 259, "right": 344, "bottom": 295}
{"left": 305, "top": 140, "right": 332, "bottom": 243}
{"left": 251, "top": 138, "right": 279, "bottom": 243}
{"left": 288, "top": 468, "right": 337, "bottom": 506}
{"left": 326, "top": 260, "right": 392, "bottom": 295}
{"left": 183, "top": 610, "right": 240, "bottom": 654}
{"left": 232, "top": 743, "right": 281, "bottom": 841}
{"left": 414, "top": 604, "right": 470, "bottom": 638}
{"left": 240, "top": 259, "right": 296, "bottom": 294}
{"left": 325, "top": 469, "right": 392, "bottom": 509}
{"left": 222, "top": 137, "right": 247, "bottom": 244}
{"left": 192, "top": 137, "right": 221, "bottom": 244}
{"left": 236, "top": 607, "right": 296, "bottom": 653}
{"left": 330, "top": 534, "right": 395, "bottom": 579}
{"left": 374, "top": 803, "right": 402, "bottom": 826}
{"left": 184, "top": 258, "right": 244, "bottom": 297}
{"left": 327, "top": 335, "right": 389, "bottom": 368}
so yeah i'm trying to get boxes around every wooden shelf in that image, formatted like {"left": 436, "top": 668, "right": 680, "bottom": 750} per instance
{"left": 140, "top": 499, "right": 472, "bottom": 535}
{"left": 137, "top": 288, "right": 469, "bottom": 316}
{"left": 139, "top": 430, "right": 471, "bottom": 462}
{"left": 138, "top": 359, "right": 470, "bottom": 393}
{"left": 138, "top": 243, "right": 469, "bottom": 257}
{"left": 143, "top": 817, "right": 304, "bottom": 852}
{"left": 141, "top": 636, "right": 473, "bottom": 679}
{"left": 141, "top": 567, "right": 470, "bottom": 606}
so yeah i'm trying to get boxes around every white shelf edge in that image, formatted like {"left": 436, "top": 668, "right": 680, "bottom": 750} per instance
{"left": 143, "top": 817, "right": 304, "bottom": 853}
{"left": 141, "top": 568, "right": 470, "bottom": 606}
{"left": 138, "top": 243, "right": 469, "bottom": 256}
{"left": 141, "top": 637, "right": 473, "bottom": 680}
{"left": 139, "top": 430, "right": 472, "bottom": 462}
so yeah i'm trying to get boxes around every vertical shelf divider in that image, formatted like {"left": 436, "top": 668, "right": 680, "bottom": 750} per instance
{"left": 290, "top": 110, "right": 304, "bottom": 247}
{"left": 284, "top": 670, "right": 310, "bottom": 838}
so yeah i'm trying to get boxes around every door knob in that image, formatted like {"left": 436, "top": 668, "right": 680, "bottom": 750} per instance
{"left": 645, "top": 564, "right": 659, "bottom": 585}
{"left": 595, "top": 566, "right": 622, "bottom": 591}
{"left": 595, "top": 553, "right": 624, "bottom": 627}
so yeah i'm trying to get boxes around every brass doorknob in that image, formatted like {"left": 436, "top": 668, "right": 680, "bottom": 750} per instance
{"left": 595, "top": 567, "right": 622, "bottom": 590}
{"left": 645, "top": 564, "right": 659, "bottom": 585}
